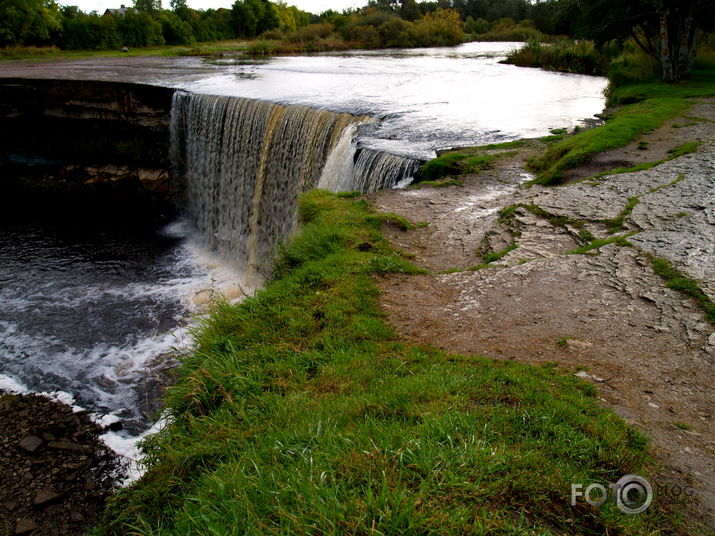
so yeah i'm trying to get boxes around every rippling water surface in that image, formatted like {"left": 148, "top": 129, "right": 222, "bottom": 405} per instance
{"left": 176, "top": 42, "right": 608, "bottom": 158}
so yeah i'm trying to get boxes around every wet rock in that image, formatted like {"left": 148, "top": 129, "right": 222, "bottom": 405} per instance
{"left": 33, "top": 488, "right": 61, "bottom": 507}
{"left": 14, "top": 518, "right": 38, "bottom": 535}
{"left": 69, "top": 511, "right": 84, "bottom": 523}
{"left": 18, "top": 436, "right": 43, "bottom": 453}
{"left": 0, "top": 394, "right": 120, "bottom": 536}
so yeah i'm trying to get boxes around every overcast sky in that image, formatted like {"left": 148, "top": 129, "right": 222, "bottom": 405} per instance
{"left": 57, "top": 0, "right": 366, "bottom": 15}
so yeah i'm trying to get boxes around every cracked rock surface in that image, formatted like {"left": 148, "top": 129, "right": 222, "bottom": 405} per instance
{"left": 373, "top": 99, "right": 715, "bottom": 529}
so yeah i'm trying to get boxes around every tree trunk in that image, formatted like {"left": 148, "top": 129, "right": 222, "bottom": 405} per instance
{"left": 659, "top": 12, "right": 674, "bottom": 82}
{"left": 658, "top": 2, "right": 700, "bottom": 82}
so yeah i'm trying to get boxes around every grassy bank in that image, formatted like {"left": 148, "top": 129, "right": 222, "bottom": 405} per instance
{"left": 100, "top": 190, "right": 679, "bottom": 535}
{"left": 528, "top": 66, "right": 715, "bottom": 186}
{"left": 0, "top": 40, "right": 253, "bottom": 61}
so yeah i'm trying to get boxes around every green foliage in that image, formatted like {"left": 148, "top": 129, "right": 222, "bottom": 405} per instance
{"left": 231, "top": 0, "right": 279, "bottom": 37}
{"left": 567, "top": 233, "right": 637, "bottom": 255}
{"left": 117, "top": 11, "right": 165, "bottom": 47}
{"left": 0, "top": 0, "right": 62, "bottom": 47}
{"left": 505, "top": 40, "right": 611, "bottom": 76}
{"left": 607, "top": 45, "right": 661, "bottom": 87}
{"left": 134, "top": 0, "right": 161, "bottom": 15}
{"left": 605, "top": 196, "right": 640, "bottom": 234}
{"left": 471, "top": 17, "right": 542, "bottom": 42}
{"left": 482, "top": 243, "right": 517, "bottom": 264}
{"left": 60, "top": 10, "right": 121, "bottom": 50}
{"left": 417, "top": 150, "right": 513, "bottom": 183}
{"left": 99, "top": 191, "right": 665, "bottom": 535}
{"left": 160, "top": 12, "right": 195, "bottom": 45}
{"left": 285, "top": 22, "right": 334, "bottom": 42}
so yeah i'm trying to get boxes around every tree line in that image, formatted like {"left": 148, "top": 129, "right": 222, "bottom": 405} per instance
{"left": 1, "top": 0, "right": 713, "bottom": 81}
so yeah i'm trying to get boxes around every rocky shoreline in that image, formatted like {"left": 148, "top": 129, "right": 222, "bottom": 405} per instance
{"left": 0, "top": 394, "right": 121, "bottom": 536}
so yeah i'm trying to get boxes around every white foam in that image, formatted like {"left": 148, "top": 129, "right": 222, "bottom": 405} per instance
{"left": 0, "top": 374, "right": 29, "bottom": 394}
{"left": 100, "top": 416, "right": 169, "bottom": 486}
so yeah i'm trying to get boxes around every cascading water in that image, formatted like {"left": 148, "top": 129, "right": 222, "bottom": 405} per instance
{"left": 352, "top": 148, "right": 422, "bottom": 193}
{"left": 170, "top": 92, "right": 424, "bottom": 277}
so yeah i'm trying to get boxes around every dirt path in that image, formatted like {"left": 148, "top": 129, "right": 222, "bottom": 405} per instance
{"left": 373, "top": 100, "right": 715, "bottom": 529}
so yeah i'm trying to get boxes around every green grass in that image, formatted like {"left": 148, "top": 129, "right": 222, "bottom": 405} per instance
{"left": 605, "top": 197, "right": 640, "bottom": 234}
{"left": 408, "top": 178, "right": 464, "bottom": 189}
{"left": 649, "top": 256, "right": 715, "bottom": 325}
{"left": 0, "top": 39, "right": 252, "bottom": 61}
{"left": 648, "top": 173, "right": 687, "bottom": 194}
{"left": 482, "top": 243, "right": 518, "bottom": 264}
{"left": 499, "top": 203, "right": 594, "bottom": 241}
{"left": 417, "top": 148, "right": 519, "bottom": 183}
{"left": 99, "top": 190, "right": 676, "bottom": 535}
{"left": 673, "top": 422, "right": 693, "bottom": 431}
{"left": 568, "top": 233, "right": 638, "bottom": 255}
{"left": 373, "top": 212, "right": 429, "bottom": 231}
{"left": 528, "top": 69, "right": 715, "bottom": 186}
{"left": 505, "top": 40, "right": 610, "bottom": 76}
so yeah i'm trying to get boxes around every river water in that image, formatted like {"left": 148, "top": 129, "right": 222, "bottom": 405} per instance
{"left": 0, "top": 42, "right": 608, "bottom": 453}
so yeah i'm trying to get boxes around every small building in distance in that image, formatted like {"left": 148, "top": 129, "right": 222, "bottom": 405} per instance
{"left": 103, "top": 4, "right": 134, "bottom": 17}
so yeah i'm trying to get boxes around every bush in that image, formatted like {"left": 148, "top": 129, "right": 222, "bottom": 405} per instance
{"left": 61, "top": 13, "right": 120, "bottom": 50}
{"left": 410, "top": 9, "right": 464, "bottom": 47}
{"left": 348, "top": 24, "right": 382, "bottom": 48}
{"left": 286, "top": 22, "right": 334, "bottom": 43}
{"left": 117, "top": 11, "right": 164, "bottom": 47}
{"left": 506, "top": 40, "right": 611, "bottom": 76}
{"left": 472, "top": 17, "right": 542, "bottom": 42}
{"left": 378, "top": 18, "right": 414, "bottom": 47}
{"left": 608, "top": 47, "right": 660, "bottom": 87}
{"left": 160, "top": 13, "right": 195, "bottom": 45}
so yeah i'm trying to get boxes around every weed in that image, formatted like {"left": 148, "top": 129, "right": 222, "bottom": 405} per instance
{"left": 556, "top": 336, "right": 575, "bottom": 348}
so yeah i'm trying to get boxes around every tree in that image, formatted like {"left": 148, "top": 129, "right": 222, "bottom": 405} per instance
{"left": 170, "top": 0, "right": 189, "bottom": 20}
{"left": 134, "top": 0, "right": 161, "bottom": 15}
{"left": 0, "top": 0, "right": 62, "bottom": 46}
{"left": 231, "top": 0, "right": 279, "bottom": 37}
{"left": 561, "top": 0, "right": 715, "bottom": 82}
{"left": 399, "top": 0, "right": 421, "bottom": 21}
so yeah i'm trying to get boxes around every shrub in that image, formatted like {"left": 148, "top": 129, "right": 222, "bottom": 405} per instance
{"left": 286, "top": 22, "right": 334, "bottom": 43}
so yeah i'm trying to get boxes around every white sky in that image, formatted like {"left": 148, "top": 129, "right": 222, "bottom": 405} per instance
{"left": 57, "top": 0, "right": 366, "bottom": 15}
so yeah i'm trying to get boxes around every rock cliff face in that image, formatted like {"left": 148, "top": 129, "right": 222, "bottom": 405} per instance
{"left": 0, "top": 79, "right": 175, "bottom": 219}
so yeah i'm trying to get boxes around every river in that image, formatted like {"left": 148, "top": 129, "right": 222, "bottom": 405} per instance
{"left": 0, "top": 42, "right": 608, "bottom": 456}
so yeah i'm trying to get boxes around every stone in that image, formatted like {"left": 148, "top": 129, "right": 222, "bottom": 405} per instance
{"left": 14, "top": 518, "right": 38, "bottom": 535}
{"left": 33, "top": 488, "right": 61, "bottom": 507}
{"left": 18, "top": 436, "right": 43, "bottom": 453}
{"left": 70, "top": 511, "right": 85, "bottom": 523}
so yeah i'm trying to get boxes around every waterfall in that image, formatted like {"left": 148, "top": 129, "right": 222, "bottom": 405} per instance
{"left": 170, "top": 92, "right": 365, "bottom": 278}
{"left": 170, "top": 91, "right": 423, "bottom": 279}
{"left": 352, "top": 148, "right": 421, "bottom": 193}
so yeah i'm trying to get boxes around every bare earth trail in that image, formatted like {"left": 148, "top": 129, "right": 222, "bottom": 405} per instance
{"left": 372, "top": 100, "right": 715, "bottom": 528}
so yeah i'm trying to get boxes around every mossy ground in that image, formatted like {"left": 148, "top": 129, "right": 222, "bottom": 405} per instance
{"left": 98, "top": 190, "right": 678, "bottom": 535}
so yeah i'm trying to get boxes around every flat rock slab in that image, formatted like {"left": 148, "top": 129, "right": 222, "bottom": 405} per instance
{"left": 374, "top": 98, "right": 715, "bottom": 529}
